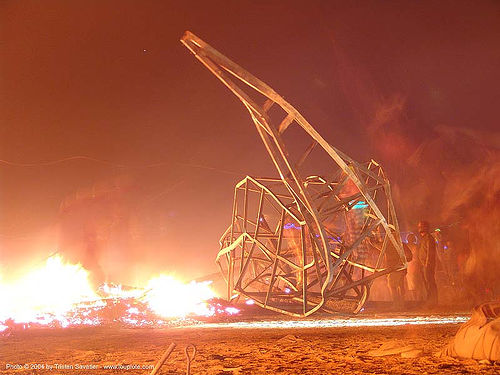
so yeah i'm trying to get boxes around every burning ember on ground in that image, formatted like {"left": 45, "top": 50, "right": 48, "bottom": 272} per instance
{"left": 185, "top": 316, "right": 469, "bottom": 330}
{"left": 0, "top": 255, "right": 238, "bottom": 332}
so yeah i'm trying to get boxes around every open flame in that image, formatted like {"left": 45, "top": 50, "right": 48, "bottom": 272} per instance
{"left": 0, "top": 254, "right": 223, "bottom": 331}
{"left": 0, "top": 255, "right": 98, "bottom": 326}
{"left": 144, "top": 275, "right": 216, "bottom": 318}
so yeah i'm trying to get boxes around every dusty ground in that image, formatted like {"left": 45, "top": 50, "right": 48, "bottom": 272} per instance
{"left": 1, "top": 317, "right": 499, "bottom": 375}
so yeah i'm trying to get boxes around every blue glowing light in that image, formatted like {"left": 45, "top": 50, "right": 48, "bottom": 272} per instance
{"left": 352, "top": 200, "right": 369, "bottom": 209}
{"left": 328, "top": 236, "right": 342, "bottom": 243}
{"left": 284, "top": 223, "right": 301, "bottom": 230}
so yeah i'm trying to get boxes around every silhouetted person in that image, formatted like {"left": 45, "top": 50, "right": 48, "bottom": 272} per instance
{"left": 443, "top": 240, "right": 459, "bottom": 287}
{"left": 417, "top": 221, "right": 438, "bottom": 306}
{"left": 406, "top": 233, "right": 424, "bottom": 301}
{"left": 385, "top": 238, "right": 412, "bottom": 309}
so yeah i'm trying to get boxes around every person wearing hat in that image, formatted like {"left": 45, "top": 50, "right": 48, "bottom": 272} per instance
{"left": 417, "top": 220, "right": 438, "bottom": 306}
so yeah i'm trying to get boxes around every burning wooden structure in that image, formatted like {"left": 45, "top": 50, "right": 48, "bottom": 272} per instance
{"left": 181, "top": 31, "right": 407, "bottom": 317}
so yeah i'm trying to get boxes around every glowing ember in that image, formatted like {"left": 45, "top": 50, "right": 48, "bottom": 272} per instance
{"left": 224, "top": 307, "right": 240, "bottom": 315}
{"left": 0, "top": 254, "right": 224, "bottom": 329}
{"left": 99, "top": 283, "right": 143, "bottom": 299}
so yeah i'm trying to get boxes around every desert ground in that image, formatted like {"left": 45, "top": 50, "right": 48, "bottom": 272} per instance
{"left": 1, "top": 312, "right": 499, "bottom": 375}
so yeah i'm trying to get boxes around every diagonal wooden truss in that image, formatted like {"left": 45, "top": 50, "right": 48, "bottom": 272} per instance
{"left": 181, "top": 31, "right": 407, "bottom": 316}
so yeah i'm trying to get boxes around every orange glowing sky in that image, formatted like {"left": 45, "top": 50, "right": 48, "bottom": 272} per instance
{"left": 1, "top": 1, "right": 499, "bottom": 286}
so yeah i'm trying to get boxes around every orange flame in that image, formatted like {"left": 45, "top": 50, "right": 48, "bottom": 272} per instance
{"left": 0, "top": 255, "right": 98, "bottom": 325}
{"left": 143, "top": 275, "right": 217, "bottom": 318}
{"left": 0, "top": 254, "right": 219, "bottom": 328}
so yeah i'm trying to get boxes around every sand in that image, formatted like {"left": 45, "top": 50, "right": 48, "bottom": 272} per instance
{"left": 1, "top": 318, "right": 499, "bottom": 375}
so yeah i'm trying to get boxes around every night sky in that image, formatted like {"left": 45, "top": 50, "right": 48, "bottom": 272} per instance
{"left": 1, "top": 1, "right": 499, "bottom": 286}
